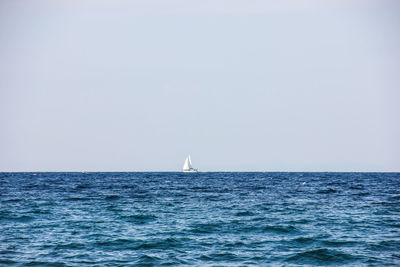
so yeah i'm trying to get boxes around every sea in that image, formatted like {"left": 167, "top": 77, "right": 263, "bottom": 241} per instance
{"left": 1, "top": 172, "right": 400, "bottom": 266}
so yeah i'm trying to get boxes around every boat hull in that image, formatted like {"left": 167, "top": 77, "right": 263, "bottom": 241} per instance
{"left": 183, "top": 169, "right": 198, "bottom": 173}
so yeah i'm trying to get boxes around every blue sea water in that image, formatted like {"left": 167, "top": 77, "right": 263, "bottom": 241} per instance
{"left": 1, "top": 172, "right": 400, "bottom": 266}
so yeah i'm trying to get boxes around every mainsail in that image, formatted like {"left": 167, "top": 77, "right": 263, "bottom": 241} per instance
{"left": 183, "top": 155, "right": 198, "bottom": 172}
{"left": 183, "top": 156, "right": 192, "bottom": 171}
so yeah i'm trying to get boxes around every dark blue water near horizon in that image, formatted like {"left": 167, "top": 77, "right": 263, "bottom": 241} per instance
{"left": 1, "top": 172, "right": 400, "bottom": 266}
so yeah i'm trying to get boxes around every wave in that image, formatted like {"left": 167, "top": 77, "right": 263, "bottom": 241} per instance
{"left": 94, "top": 238, "right": 137, "bottom": 248}
{"left": 121, "top": 214, "right": 156, "bottom": 224}
{"left": 261, "top": 225, "right": 298, "bottom": 234}
{"left": 199, "top": 252, "right": 241, "bottom": 262}
{"left": 63, "top": 197, "right": 92, "bottom": 201}
{"left": 317, "top": 188, "right": 338, "bottom": 194}
{"left": 1, "top": 214, "right": 34, "bottom": 223}
{"left": 369, "top": 240, "right": 400, "bottom": 251}
{"left": 134, "top": 237, "right": 184, "bottom": 250}
{"left": 321, "top": 239, "right": 358, "bottom": 247}
{"left": 234, "top": 211, "right": 256, "bottom": 217}
{"left": 74, "top": 184, "right": 91, "bottom": 190}
{"left": 135, "top": 254, "right": 162, "bottom": 265}
{"left": 104, "top": 195, "right": 120, "bottom": 200}
{"left": 1, "top": 198, "right": 23, "bottom": 203}
{"left": 291, "top": 237, "right": 316, "bottom": 245}
{"left": 189, "top": 222, "right": 222, "bottom": 234}
{"left": 55, "top": 243, "right": 86, "bottom": 250}
{"left": 286, "top": 248, "right": 358, "bottom": 264}
{"left": 22, "top": 261, "right": 66, "bottom": 266}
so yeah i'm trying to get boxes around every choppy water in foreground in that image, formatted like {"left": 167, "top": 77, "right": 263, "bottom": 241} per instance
{"left": 1, "top": 172, "right": 400, "bottom": 266}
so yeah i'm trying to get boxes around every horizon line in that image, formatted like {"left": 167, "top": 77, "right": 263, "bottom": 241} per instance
{"left": 1, "top": 170, "right": 399, "bottom": 173}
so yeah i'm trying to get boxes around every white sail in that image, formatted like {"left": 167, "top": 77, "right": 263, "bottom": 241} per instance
{"left": 188, "top": 155, "right": 192, "bottom": 166}
{"left": 183, "top": 155, "right": 198, "bottom": 172}
{"left": 183, "top": 156, "right": 192, "bottom": 170}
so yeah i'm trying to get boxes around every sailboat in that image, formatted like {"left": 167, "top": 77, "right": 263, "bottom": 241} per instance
{"left": 183, "top": 155, "right": 198, "bottom": 172}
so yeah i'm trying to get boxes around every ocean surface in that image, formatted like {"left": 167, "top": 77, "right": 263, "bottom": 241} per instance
{"left": 1, "top": 172, "right": 400, "bottom": 266}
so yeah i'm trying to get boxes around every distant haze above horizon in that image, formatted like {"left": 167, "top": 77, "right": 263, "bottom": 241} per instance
{"left": 1, "top": 0, "right": 399, "bottom": 172}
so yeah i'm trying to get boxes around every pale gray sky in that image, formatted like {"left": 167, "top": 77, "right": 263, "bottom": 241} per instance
{"left": 1, "top": 0, "right": 399, "bottom": 171}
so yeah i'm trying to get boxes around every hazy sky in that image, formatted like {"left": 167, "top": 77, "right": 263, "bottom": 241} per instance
{"left": 1, "top": 0, "right": 399, "bottom": 171}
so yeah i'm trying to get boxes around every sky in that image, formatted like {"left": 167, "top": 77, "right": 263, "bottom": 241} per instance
{"left": 0, "top": 0, "right": 399, "bottom": 172}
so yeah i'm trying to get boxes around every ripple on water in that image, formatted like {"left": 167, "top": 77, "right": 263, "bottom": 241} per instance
{"left": 54, "top": 243, "right": 87, "bottom": 250}
{"left": 104, "top": 195, "right": 121, "bottom": 200}
{"left": 1, "top": 214, "right": 35, "bottom": 223}
{"left": 134, "top": 237, "right": 185, "bottom": 250}
{"left": 94, "top": 238, "right": 137, "bottom": 249}
{"left": 291, "top": 236, "right": 316, "bottom": 245}
{"left": 320, "top": 239, "right": 359, "bottom": 247}
{"left": 317, "top": 188, "right": 338, "bottom": 194}
{"left": 189, "top": 222, "right": 222, "bottom": 234}
{"left": 135, "top": 254, "right": 162, "bottom": 266}
{"left": 0, "top": 259, "right": 18, "bottom": 265}
{"left": 121, "top": 214, "right": 156, "bottom": 224}
{"left": 368, "top": 240, "right": 400, "bottom": 251}
{"left": 286, "top": 248, "right": 360, "bottom": 265}
{"left": 234, "top": 211, "right": 256, "bottom": 217}
{"left": 261, "top": 225, "right": 299, "bottom": 234}
{"left": 199, "top": 252, "right": 242, "bottom": 262}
